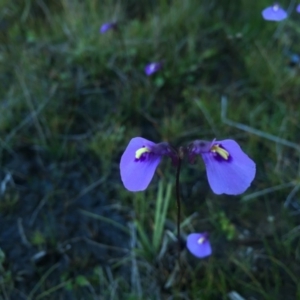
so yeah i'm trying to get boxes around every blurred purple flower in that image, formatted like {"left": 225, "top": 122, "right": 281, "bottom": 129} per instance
{"left": 144, "top": 62, "right": 163, "bottom": 76}
{"left": 262, "top": 4, "right": 287, "bottom": 21}
{"left": 297, "top": 4, "right": 300, "bottom": 13}
{"left": 120, "top": 137, "right": 176, "bottom": 192}
{"left": 100, "top": 22, "right": 117, "bottom": 34}
{"left": 187, "top": 232, "right": 212, "bottom": 258}
{"left": 188, "top": 139, "right": 256, "bottom": 195}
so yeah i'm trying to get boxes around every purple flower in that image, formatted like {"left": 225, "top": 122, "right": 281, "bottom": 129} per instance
{"left": 120, "top": 137, "right": 176, "bottom": 192}
{"left": 187, "top": 232, "right": 212, "bottom": 258}
{"left": 100, "top": 22, "right": 117, "bottom": 34}
{"left": 144, "top": 62, "right": 163, "bottom": 76}
{"left": 297, "top": 4, "right": 300, "bottom": 13}
{"left": 188, "top": 139, "right": 256, "bottom": 195}
{"left": 262, "top": 4, "right": 287, "bottom": 21}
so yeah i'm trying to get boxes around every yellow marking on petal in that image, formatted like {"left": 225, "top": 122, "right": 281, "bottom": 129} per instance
{"left": 135, "top": 147, "right": 151, "bottom": 159}
{"left": 198, "top": 237, "right": 205, "bottom": 244}
{"left": 210, "top": 144, "right": 229, "bottom": 160}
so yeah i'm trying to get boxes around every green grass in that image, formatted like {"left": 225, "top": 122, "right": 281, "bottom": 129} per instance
{"left": 1, "top": 0, "right": 300, "bottom": 299}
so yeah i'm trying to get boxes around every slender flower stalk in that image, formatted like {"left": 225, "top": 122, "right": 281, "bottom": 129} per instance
{"left": 262, "top": 4, "right": 287, "bottom": 21}
{"left": 175, "top": 147, "right": 184, "bottom": 260}
{"left": 187, "top": 232, "right": 212, "bottom": 258}
{"left": 188, "top": 139, "right": 256, "bottom": 195}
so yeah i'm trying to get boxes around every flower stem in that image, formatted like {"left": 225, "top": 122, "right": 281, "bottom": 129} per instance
{"left": 175, "top": 147, "right": 184, "bottom": 258}
{"left": 115, "top": 27, "right": 127, "bottom": 58}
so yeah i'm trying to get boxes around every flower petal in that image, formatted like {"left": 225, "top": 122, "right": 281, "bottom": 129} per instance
{"left": 201, "top": 140, "right": 256, "bottom": 195}
{"left": 100, "top": 22, "right": 116, "bottom": 33}
{"left": 144, "top": 62, "right": 162, "bottom": 76}
{"left": 120, "top": 137, "right": 161, "bottom": 192}
{"left": 187, "top": 233, "right": 212, "bottom": 258}
{"left": 262, "top": 6, "right": 287, "bottom": 21}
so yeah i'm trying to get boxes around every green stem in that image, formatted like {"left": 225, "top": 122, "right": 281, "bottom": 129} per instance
{"left": 175, "top": 147, "right": 184, "bottom": 258}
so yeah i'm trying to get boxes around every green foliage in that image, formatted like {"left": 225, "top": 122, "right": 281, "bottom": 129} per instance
{"left": 0, "top": 192, "right": 19, "bottom": 214}
{"left": 133, "top": 181, "right": 172, "bottom": 260}
{"left": 216, "top": 211, "right": 237, "bottom": 241}
{"left": 30, "top": 230, "right": 46, "bottom": 247}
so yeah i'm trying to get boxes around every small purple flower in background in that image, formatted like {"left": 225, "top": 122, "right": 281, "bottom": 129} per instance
{"left": 262, "top": 4, "right": 287, "bottom": 21}
{"left": 144, "top": 62, "right": 163, "bottom": 76}
{"left": 297, "top": 4, "right": 300, "bottom": 13}
{"left": 100, "top": 22, "right": 117, "bottom": 34}
{"left": 120, "top": 137, "right": 176, "bottom": 192}
{"left": 188, "top": 139, "right": 256, "bottom": 195}
{"left": 187, "top": 232, "right": 212, "bottom": 258}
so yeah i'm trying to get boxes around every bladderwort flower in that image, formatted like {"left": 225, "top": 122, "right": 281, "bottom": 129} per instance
{"left": 120, "top": 137, "right": 177, "bottom": 192}
{"left": 187, "top": 232, "right": 212, "bottom": 258}
{"left": 188, "top": 139, "right": 255, "bottom": 195}
{"left": 262, "top": 3, "right": 287, "bottom": 21}
{"left": 144, "top": 62, "right": 163, "bottom": 76}
{"left": 100, "top": 21, "right": 117, "bottom": 34}
{"left": 297, "top": 4, "right": 300, "bottom": 13}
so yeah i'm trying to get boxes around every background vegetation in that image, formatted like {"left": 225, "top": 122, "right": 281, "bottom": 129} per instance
{"left": 1, "top": 0, "right": 300, "bottom": 299}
